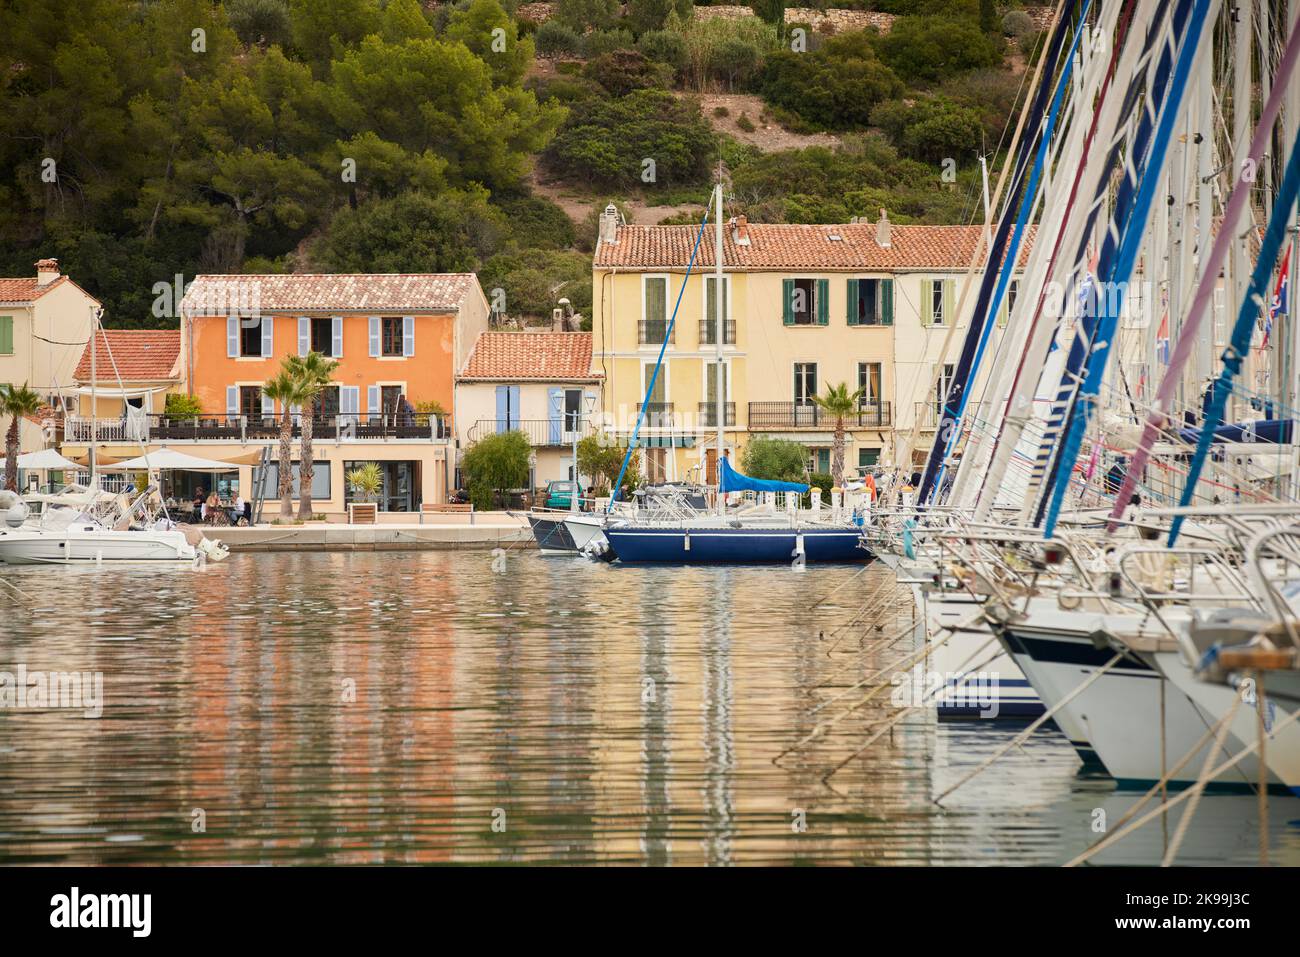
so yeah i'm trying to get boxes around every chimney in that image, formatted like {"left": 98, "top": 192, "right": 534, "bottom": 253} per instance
{"left": 875, "top": 209, "right": 891, "bottom": 249}
{"left": 35, "top": 258, "right": 60, "bottom": 285}
{"left": 730, "top": 214, "right": 750, "bottom": 246}
{"left": 598, "top": 204, "right": 619, "bottom": 246}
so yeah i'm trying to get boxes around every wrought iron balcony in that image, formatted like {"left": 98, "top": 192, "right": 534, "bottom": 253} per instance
{"left": 698, "top": 319, "right": 737, "bottom": 345}
{"left": 638, "top": 320, "right": 674, "bottom": 345}
{"left": 64, "top": 412, "right": 451, "bottom": 444}
{"left": 636, "top": 402, "right": 675, "bottom": 427}
{"left": 466, "top": 418, "right": 594, "bottom": 446}
{"left": 747, "top": 401, "right": 892, "bottom": 430}
{"left": 697, "top": 402, "right": 736, "bottom": 427}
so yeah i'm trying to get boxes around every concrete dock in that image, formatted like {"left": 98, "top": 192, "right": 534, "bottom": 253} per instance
{"left": 207, "top": 515, "right": 534, "bottom": 552}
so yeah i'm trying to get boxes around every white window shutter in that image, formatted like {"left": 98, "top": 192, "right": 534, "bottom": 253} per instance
{"left": 297, "top": 317, "right": 309, "bottom": 356}
{"left": 342, "top": 385, "right": 360, "bottom": 426}
{"left": 402, "top": 316, "right": 414, "bottom": 356}
{"left": 332, "top": 316, "right": 343, "bottom": 357}
{"left": 368, "top": 317, "right": 380, "bottom": 357}
{"left": 261, "top": 316, "right": 273, "bottom": 357}
{"left": 367, "top": 385, "right": 380, "bottom": 415}
{"left": 262, "top": 393, "right": 274, "bottom": 417}
{"left": 227, "top": 317, "right": 238, "bottom": 357}
{"left": 225, "top": 385, "right": 238, "bottom": 417}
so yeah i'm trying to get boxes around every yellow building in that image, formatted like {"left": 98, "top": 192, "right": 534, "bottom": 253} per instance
{"left": 591, "top": 207, "right": 1026, "bottom": 481}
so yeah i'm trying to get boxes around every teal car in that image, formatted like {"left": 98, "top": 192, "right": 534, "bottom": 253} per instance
{"left": 544, "top": 480, "right": 578, "bottom": 510}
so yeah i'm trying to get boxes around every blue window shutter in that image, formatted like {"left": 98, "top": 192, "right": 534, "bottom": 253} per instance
{"left": 368, "top": 317, "right": 380, "bottom": 357}
{"left": 226, "top": 317, "right": 238, "bottom": 357}
{"left": 402, "top": 315, "right": 414, "bottom": 356}
{"left": 261, "top": 316, "right": 273, "bottom": 357}
{"left": 881, "top": 279, "right": 894, "bottom": 325}
{"left": 298, "top": 317, "right": 309, "bottom": 356}
{"left": 495, "top": 385, "right": 508, "bottom": 430}
{"left": 367, "top": 385, "right": 380, "bottom": 416}
{"left": 225, "top": 385, "right": 238, "bottom": 417}
{"left": 816, "top": 280, "right": 829, "bottom": 325}
{"left": 846, "top": 279, "right": 859, "bottom": 325}
{"left": 782, "top": 279, "right": 794, "bottom": 325}
{"left": 332, "top": 316, "right": 343, "bottom": 357}
{"left": 508, "top": 385, "right": 520, "bottom": 426}
{"left": 548, "top": 387, "right": 563, "bottom": 444}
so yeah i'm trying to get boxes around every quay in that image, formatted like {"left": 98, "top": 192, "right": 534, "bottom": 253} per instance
{"left": 206, "top": 514, "right": 533, "bottom": 552}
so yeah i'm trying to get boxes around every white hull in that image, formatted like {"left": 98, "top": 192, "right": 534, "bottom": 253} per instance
{"left": 998, "top": 604, "right": 1275, "bottom": 787}
{"left": 0, "top": 527, "right": 198, "bottom": 564}
{"left": 563, "top": 515, "right": 608, "bottom": 551}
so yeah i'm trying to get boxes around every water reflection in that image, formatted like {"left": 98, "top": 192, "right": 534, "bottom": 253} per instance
{"left": 0, "top": 552, "right": 1296, "bottom": 865}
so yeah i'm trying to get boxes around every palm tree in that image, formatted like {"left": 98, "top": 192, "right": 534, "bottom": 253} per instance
{"left": 285, "top": 351, "right": 339, "bottom": 519}
{"left": 812, "top": 381, "right": 864, "bottom": 489}
{"left": 1, "top": 384, "right": 41, "bottom": 492}
{"left": 262, "top": 367, "right": 309, "bottom": 521}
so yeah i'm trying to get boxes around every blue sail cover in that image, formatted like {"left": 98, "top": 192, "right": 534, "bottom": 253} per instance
{"left": 1175, "top": 419, "right": 1294, "bottom": 445}
{"left": 719, "top": 456, "right": 809, "bottom": 494}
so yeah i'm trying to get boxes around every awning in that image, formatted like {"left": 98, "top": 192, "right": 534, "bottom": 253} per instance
{"left": 0, "top": 449, "right": 82, "bottom": 470}
{"left": 72, "top": 385, "right": 173, "bottom": 398}
{"left": 98, "top": 447, "right": 244, "bottom": 472}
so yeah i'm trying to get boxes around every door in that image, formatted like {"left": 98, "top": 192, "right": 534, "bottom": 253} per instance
{"left": 705, "top": 448, "right": 717, "bottom": 486}
{"left": 794, "top": 363, "right": 817, "bottom": 425}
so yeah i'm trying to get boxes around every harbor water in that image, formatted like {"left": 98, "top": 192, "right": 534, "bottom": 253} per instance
{"left": 0, "top": 552, "right": 1296, "bottom": 866}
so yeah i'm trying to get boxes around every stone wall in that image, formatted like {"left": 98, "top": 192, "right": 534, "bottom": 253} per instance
{"left": 783, "top": 8, "right": 896, "bottom": 34}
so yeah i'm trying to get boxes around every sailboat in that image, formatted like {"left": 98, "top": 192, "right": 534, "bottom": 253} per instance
{"left": 0, "top": 306, "right": 226, "bottom": 565}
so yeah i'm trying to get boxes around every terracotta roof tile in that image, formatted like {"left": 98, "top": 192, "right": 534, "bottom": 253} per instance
{"left": 74, "top": 330, "right": 181, "bottom": 381}
{"left": 0, "top": 276, "right": 68, "bottom": 304}
{"left": 180, "top": 273, "right": 480, "bottom": 314}
{"left": 460, "top": 332, "right": 599, "bottom": 381}
{"left": 593, "top": 222, "right": 1034, "bottom": 271}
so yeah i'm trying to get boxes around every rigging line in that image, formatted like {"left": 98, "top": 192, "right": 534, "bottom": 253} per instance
{"left": 607, "top": 202, "right": 710, "bottom": 508}
{"left": 1112, "top": 6, "right": 1300, "bottom": 524}
{"left": 1041, "top": 0, "right": 1216, "bottom": 535}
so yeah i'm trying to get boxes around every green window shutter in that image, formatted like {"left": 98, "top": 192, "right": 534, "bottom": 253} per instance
{"left": 921, "top": 280, "right": 933, "bottom": 326}
{"left": 0, "top": 316, "right": 12, "bottom": 355}
{"left": 881, "top": 279, "right": 894, "bottom": 325}
{"left": 944, "top": 279, "right": 956, "bottom": 325}
{"left": 997, "top": 289, "right": 1008, "bottom": 327}
{"left": 815, "top": 279, "right": 829, "bottom": 325}
{"left": 846, "top": 279, "right": 859, "bottom": 325}
{"left": 782, "top": 279, "right": 794, "bottom": 325}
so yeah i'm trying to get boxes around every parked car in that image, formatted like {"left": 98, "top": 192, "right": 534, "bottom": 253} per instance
{"left": 544, "top": 480, "right": 578, "bottom": 510}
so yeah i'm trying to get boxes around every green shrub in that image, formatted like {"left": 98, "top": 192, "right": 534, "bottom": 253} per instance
{"left": 554, "top": 0, "right": 619, "bottom": 32}
{"left": 742, "top": 436, "right": 808, "bottom": 483}
{"left": 581, "top": 28, "right": 636, "bottom": 58}
{"left": 479, "top": 249, "right": 593, "bottom": 318}
{"left": 736, "top": 112, "right": 755, "bottom": 132}
{"left": 544, "top": 88, "right": 716, "bottom": 188}
{"left": 536, "top": 20, "right": 582, "bottom": 55}
{"left": 873, "top": 94, "right": 983, "bottom": 164}
{"left": 1002, "top": 9, "right": 1035, "bottom": 41}
{"left": 877, "top": 14, "right": 1003, "bottom": 83}
{"left": 492, "top": 192, "right": 577, "bottom": 250}
{"left": 227, "top": 0, "right": 292, "bottom": 47}
{"left": 637, "top": 29, "right": 688, "bottom": 71}
{"left": 462, "top": 430, "right": 531, "bottom": 509}
{"left": 713, "top": 105, "right": 730, "bottom": 117}
{"left": 760, "top": 30, "right": 902, "bottom": 130}
{"left": 626, "top": 0, "right": 694, "bottom": 34}
{"left": 680, "top": 15, "right": 781, "bottom": 92}
{"left": 583, "top": 49, "right": 672, "bottom": 96}
{"left": 164, "top": 393, "right": 203, "bottom": 418}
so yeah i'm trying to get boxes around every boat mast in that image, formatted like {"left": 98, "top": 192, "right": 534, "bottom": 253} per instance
{"left": 90, "top": 305, "right": 99, "bottom": 486}
{"left": 714, "top": 180, "right": 724, "bottom": 510}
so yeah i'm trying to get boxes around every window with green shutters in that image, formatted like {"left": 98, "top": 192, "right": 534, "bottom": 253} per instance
{"left": 783, "top": 279, "right": 826, "bottom": 325}
{"left": 0, "top": 316, "right": 12, "bottom": 355}
{"left": 922, "top": 279, "right": 954, "bottom": 325}
{"left": 847, "top": 279, "right": 894, "bottom": 326}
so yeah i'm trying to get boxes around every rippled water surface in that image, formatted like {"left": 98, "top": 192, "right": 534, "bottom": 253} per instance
{"left": 1, "top": 551, "right": 1297, "bottom": 865}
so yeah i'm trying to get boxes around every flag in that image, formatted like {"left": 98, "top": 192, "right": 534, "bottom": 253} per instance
{"left": 1156, "top": 310, "right": 1170, "bottom": 364}
{"left": 1264, "top": 242, "right": 1291, "bottom": 350}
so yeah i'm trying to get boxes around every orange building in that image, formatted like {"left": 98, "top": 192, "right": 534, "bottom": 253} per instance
{"left": 79, "top": 272, "right": 495, "bottom": 516}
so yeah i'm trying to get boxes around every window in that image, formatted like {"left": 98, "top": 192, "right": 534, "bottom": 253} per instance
{"left": 0, "top": 316, "right": 12, "bottom": 355}
{"left": 311, "top": 317, "right": 333, "bottom": 353}
{"left": 793, "top": 363, "right": 817, "bottom": 404}
{"left": 789, "top": 278, "right": 816, "bottom": 325}
{"left": 858, "top": 447, "right": 880, "bottom": 470}
{"left": 936, "top": 363, "right": 955, "bottom": 418}
{"left": 642, "top": 276, "right": 670, "bottom": 344}
{"left": 930, "top": 279, "right": 947, "bottom": 325}
{"left": 809, "top": 448, "right": 830, "bottom": 475}
{"left": 312, "top": 384, "right": 340, "bottom": 419}
{"left": 645, "top": 447, "right": 667, "bottom": 484}
{"left": 254, "top": 461, "right": 331, "bottom": 500}
{"left": 857, "top": 362, "right": 882, "bottom": 403}
{"left": 848, "top": 279, "right": 893, "bottom": 325}
{"left": 239, "top": 319, "right": 262, "bottom": 356}
{"left": 380, "top": 385, "right": 402, "bottom": 417}
{"left": 380, "top": 317, "right": 403, "bottom": 357}
{"left": 999, "top": 279, "right": 1019, "bottom": 327}
{"left": 705, "top": 361, "right": 728, "bottom": 405}
{"left": 563, "top": 388, "right": 582, "bottom": 431}
{"left": 642, "top": 363, "right": 666, "bottom": 406}
{"left": 239, "top": 386, "right": 262, "bottom": 418}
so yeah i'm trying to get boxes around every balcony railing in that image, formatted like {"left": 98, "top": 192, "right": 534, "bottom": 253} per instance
{"left": 466, "top": 418, "right": 595, "bottom": 446}
{"left": 636, "top": 402, "right": 675, "bottom": 427}
{"left": 747, "top": 401, "right": 892, "bottom": 430}
{"left": 638, "top": 320, "right": 674, "bottom": 345}
{"left": 697, "top": 402, "right": 736, "bottom": 427}
{"left": 698, "top": 319, "right": 737, "bottom": 345}
{"left": 64, "top": 412, "right": 451, "bottom": 444}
